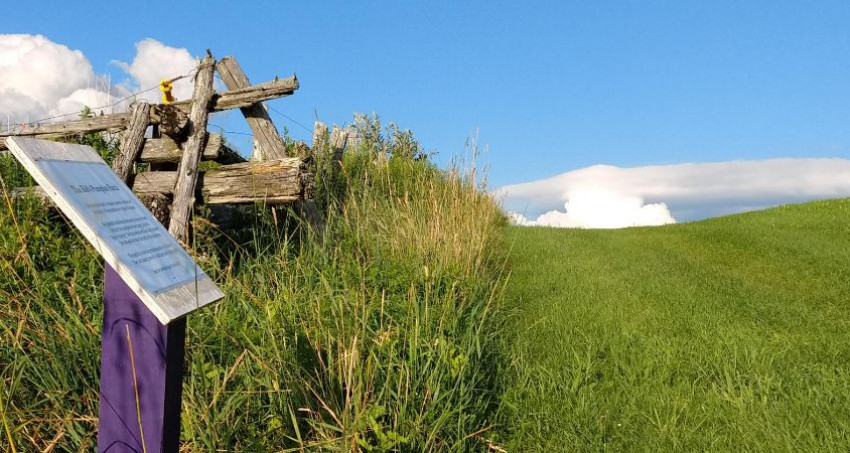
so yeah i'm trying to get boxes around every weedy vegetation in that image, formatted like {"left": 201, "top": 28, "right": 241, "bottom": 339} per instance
{"left": 0, "top": 115, "right": 508, "bottom": 451}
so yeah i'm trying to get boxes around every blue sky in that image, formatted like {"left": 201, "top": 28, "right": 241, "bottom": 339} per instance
{"left": 4, "top": 1, "right": 850, "bottom": 226}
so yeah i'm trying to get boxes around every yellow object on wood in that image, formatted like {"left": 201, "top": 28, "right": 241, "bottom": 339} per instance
{"left": 159, "top": 79, "right": 175, "bottom": 105}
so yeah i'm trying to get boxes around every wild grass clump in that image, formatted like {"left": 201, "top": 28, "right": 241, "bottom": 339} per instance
{"left": 0, "top": 118, "right": 508, "bottom": 451}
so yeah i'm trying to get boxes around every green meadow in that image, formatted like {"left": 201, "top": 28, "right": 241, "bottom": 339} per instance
{"left": 496, "top": 199, "right": 850, "bottom": 452}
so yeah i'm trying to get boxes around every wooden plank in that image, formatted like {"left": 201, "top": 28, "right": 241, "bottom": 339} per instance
{"left": 0, "top": 114, "right": 131, "bottom": 140}
{"left": 330, "top": 125, "right": 349, "bottom": 163}
{"left": 111, "top": 102, "right": 151, "bottom": 182}
{"left": 131, "top": 158, "right": 310, "bottom": 204}
{"left": 0, "top": 75, "right": 299, "bottom": 150}
{"left": 14, "top": 158, "right": 309, "bottom": 205}
{"left": 5, "top": 136, "right": 223, "bottom": 323}
{"left": 312, "top": 121, "right": 327, "bottom": 151}
{"left": 168, "top": 53, "right": 216, "bottom": 240}
{"left": 140, "top": 134, "right": 223, "bottom": 163}
{"left": 216, "top": 56, "right": 288, "bottom": 161}
{"left": 201, "top": 76, "right": 298, "bottom": 111}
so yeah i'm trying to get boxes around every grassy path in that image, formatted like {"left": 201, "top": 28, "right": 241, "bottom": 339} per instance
{"left": 497, "top": 199, "right": 850, "bottom": 452}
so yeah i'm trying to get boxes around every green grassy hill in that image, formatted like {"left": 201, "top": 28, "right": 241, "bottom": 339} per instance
{"left": 3, "top": 125, "right": 847, "bottom": 452}
{"left": 496, "top": 199, "right": 850, "bottom": 451}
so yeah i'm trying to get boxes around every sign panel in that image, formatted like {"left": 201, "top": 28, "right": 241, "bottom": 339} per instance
{"left": 7, "top": 137, "right": 223, "bottom": 323}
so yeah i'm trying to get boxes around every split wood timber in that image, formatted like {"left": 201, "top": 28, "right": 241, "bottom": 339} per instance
{"left": 112, "top": 102, "right": 151, "bottom": 182}
{"left": 13, "top": 158, "right": 312, "bottom": 206}
{"left": 0, "top": 75, "right": 298, "bottom": 151}
{"left": 312, "top": 121, "right": 328, "bottom": 151}
{"left": 132, "top": 158, "right": 312, "bottom": 204}
{"left": 168, "top": 53, "right": 215, "bottom": 239}
{"left": 311, "top": 122, "right": 349, "bottom": 165}
{"left": 329, "top": 125, "right": 349, "bottom": 163}
{"left": 140, "top": 134, "right": 246, "bottom": 164}
{"left": 217, "top": 56, "right": 288, "bottom": 161}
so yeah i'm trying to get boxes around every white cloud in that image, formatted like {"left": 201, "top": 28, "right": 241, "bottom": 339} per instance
{"left": 0, "top": 34, "right": 100, "bottom": 124}
{"left": 112, "top": 38, "right": 197, "bottom": 104}
{"left": 497, "top": 158, "right": 850, "bottom": 228}
{"left": 0, "top": 34, "right": 197, "bottom": 129}
{"left": 514, "top": 189, "right": 676, "bottom": 228}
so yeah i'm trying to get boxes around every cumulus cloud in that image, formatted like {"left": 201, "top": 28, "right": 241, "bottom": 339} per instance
{"left": 112, "top": 38, "right": 197, "bottom": 104}
{"left": 0, "top": 34, "right": 105, "bottom": 124}
{"left": 0, "top": 34, "right": 197, "bottom": 129}
{"left": 510, "top": 190, "right": 676, "bottom": 228}
{"left": 497, "top": 158, "right": 850, "bottom": 228}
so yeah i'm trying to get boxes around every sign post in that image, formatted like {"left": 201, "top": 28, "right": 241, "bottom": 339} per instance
{"left": 6, "top": 137, "right": 223, "bottom": 452}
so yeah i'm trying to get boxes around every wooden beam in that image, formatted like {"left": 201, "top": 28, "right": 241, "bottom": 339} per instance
{"left": 216, "top": 56, "right": 288, "bottom": 161}
{"left": 168, "top": 53, "right": 216, "bottom": 240}
{"left": 329, "top": 125, "right": 349, "bottom": 163}
{"left": 152, "top": 76, "right": 298, "bottom": 116}
{"left": 131, "top": 159, "right": 311, "bottom": 204}
{"left": 201, "top": 76, "right": 298, "bottom": 111}
{"left": 0, "top": 115, "right": 131, "bottom": 144}
{"left": 111, "top": 102, "right": 151, "bottom": 182}
{"left": 13, "top": 158, "right": 312, "bottom": 205}
{"left": 312, "top": 121, "right": 327, "bottom": 151}
{"left": 0, "top": 75, "right": 299, "bottom": 150}
{"left": 141, "top": 134, "right": 222, "bottom": 163}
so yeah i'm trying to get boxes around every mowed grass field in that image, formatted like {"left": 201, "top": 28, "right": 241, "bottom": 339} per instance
{"left": 496, "top": 199, "right": 850, "bottom": 452}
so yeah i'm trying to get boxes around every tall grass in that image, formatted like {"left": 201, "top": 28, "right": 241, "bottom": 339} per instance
{"left": 0, "top": 120, "right": 508, "bottom": 451}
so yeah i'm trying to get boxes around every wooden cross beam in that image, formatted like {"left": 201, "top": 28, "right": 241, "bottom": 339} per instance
{"left": 216, "top": 56, "right": 288, "bottom": 161}
{"left": 0, "top": 75, "right": 299, "bottom": 150}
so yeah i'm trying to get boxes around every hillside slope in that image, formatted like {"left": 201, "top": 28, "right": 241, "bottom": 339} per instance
{"left": 497, "top": 199, "right": 850, "bottom": 452}
{"left": 0, "top": 134, "right": 508, "bottom": 451}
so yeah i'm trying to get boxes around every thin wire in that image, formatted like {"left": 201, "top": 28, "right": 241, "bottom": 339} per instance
{"left": 1, "top": 69, "right": 197, "bottom": 135}
{"left": 208, "top": 124, "right": 254, "bottom": 136}
{"left": 267, "top": 105, "right": 312, "bottom": 133}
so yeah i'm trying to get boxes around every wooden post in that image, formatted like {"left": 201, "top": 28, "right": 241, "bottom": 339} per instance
{"left": 312, "top": 121, "right": 328, "bottom": 152}
{"left": 168, "top": 52, "right": 216, "bottom": 240}
{"left": 329, "top": 125, "right": 349, "bottom": 165}
{"left": 216, "top": 56, "right": 288, "bottom": 161}
{"left": 111, "top": 102, "right": 150, "bottom": 182}
{"left": 290, "top": 121, "right": 331, "bottom": 236}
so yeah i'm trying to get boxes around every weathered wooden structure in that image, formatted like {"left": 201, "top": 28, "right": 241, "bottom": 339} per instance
{"left": 1, "top": 52, "right": 313, "bottom": 231}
